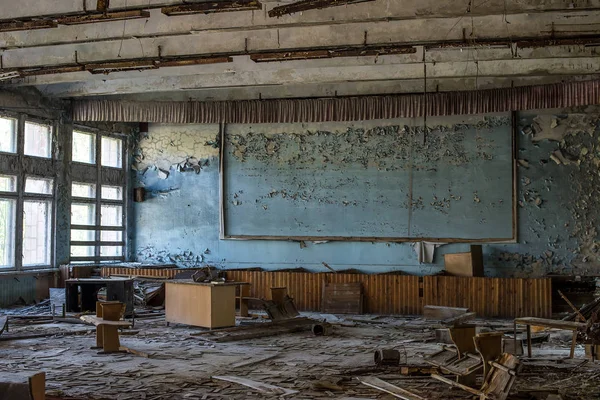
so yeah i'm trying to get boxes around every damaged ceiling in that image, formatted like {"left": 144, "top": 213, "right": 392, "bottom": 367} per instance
{"left": 1, "top": 1, "right": 600, "bottom": 101}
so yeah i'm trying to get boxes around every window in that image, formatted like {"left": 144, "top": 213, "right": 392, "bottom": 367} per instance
{"left": 72, "top": 131, "right": 96, "bottom": 164}
{"left": 101, "top": 136, "right": 123, "bottom": 168}
{"left": 0, "top": 175, "right": 17, "bottom": 192}
{"left": 71, "top": 203, "right": 96, "bottom": 226}
{"left": 70, "top": 131, "right": 126, "bottom": 262}
{"left": 0, "top": 114, "right": 56, "bottom": 271}
{"left": 0, "top": 198, "right": 16, "bottom": 269}
{"left": 101, "top": 204, "right": 123, "bottom": 227}
{"left": 25, "top": 177, "right": 53, "bottom": 195}
{"left": 101, "top": 185, "right": 123, "bottom": 200}
{"left": 0, "top": 116, "right": 17, "bottom": 153}
{"left": 22, "top": 200, "right": 52, "bottom": 266}
{"left": 24, "top": 121, "right": 52, "bottom": 158}
{"left": 72, "top": 182, "right": 96, "bottom": 198}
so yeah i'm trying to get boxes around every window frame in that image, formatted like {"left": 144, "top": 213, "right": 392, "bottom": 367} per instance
{"left": 70, "top": 128, "right": 127, "bottom": 263}
{"left": 0, "top": 112, "right": 57, "bottom": 271}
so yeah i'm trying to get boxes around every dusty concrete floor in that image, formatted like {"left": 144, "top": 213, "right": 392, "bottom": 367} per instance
{"left": 1, "top": 311, "right": 600, "bottom": 399}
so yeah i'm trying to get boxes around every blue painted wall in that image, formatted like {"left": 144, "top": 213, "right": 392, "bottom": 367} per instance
{"left": 133, "top": 110, "right": 600, "bottom": 277}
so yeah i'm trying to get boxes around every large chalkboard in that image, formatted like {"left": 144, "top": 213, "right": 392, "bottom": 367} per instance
{"left": 222, "top": 115, "right": 514, "bottom": 241}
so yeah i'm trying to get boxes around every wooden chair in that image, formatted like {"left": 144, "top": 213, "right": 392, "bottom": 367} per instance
{"left": 80, "top": 301, "right": 130, "bottom": 353}
{"left": 432, "top": 353, "right": 521, "bottom": 400}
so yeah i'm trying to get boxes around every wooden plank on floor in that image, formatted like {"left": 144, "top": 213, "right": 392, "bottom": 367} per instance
{"left": 358, "top": 376, "right": 426, "bottom": 400}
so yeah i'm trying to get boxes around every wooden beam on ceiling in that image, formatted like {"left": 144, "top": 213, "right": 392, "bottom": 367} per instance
{"left": 161, "top": 0, "right": 262, "bottom": 16}
{"left": 57, "top": 10, "right": 150, "bottom": 25}
{"left": 250, "top": 46, "right": 417, "bottom": 62}
{"left": 268, "top": 0, "right": 374, "bottom": 18}
{"left": 0, "top": 19, "right": 57, "bottom": 33}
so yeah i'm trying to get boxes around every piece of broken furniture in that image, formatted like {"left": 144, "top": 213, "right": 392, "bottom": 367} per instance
{"left": 165, "top": 280, "right": 249, "bottom": 328}
{"left": 235, "top": 283, "right": 250, "bottom": 317}
{"left": 80, "top": 301, "right": 131, "bottom": 353}
{"left": 432, "top": 353, "right": 521, "bottom": 400}
{"left": 426, "top": 325, "right": 481, "bottom": 386}
{"left": 321, "top": 282, "right": 364, "bottom": 314}
{"left": 262, "top": 286, "right": 300, "bottom": 321}
{"left": 65, "top": 277, "right": 134, "bottom": 315}
{"left": 444, "top": 245, "right": 484, "bottom": 277}
{"left": 426, "top": 327, "right": 502, "bottom": 387}
{"left": 514, "top": 317, "right": 587, "bottom": 359}
{"left": 0, "top": 371, "right": 45, "bottom": 400}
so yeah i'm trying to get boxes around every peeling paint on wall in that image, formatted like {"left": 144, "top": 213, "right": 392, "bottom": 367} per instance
{"left": 134, "top": 124, "right": 220, "bottom": 172}
{"left": 133, "top": 111, "right": 600, "bottom": 277}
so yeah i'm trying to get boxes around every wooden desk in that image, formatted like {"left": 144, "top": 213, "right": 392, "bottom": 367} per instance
{"left": 165, "top": 281, "right": 247, "bottom": 329}
{"left": 514, "top": 317, "right": 587, "bottom": 359}
{"left": 65, "top": 278, "right": 134, "bottom": 314}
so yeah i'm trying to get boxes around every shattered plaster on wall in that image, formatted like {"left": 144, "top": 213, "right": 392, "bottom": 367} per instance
{"left": 133, "top": 123, "right": 220, "bottom": 175}
{"left": 227, "top": 117, "right": 507, "bottom": 171}
{"left": 493, "top": 108, "right": 600, "bottom": 277}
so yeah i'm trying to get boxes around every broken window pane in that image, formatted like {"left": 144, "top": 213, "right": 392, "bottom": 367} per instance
{"left": 0, "top": 175, "right": 16, "bottom": 192}
{"left": 71, "top": 203, "right": 96, "bottom": 225}
{"left": 0, "top": 116, "right": 17, "bottom": 153}
{"left": 24, "top": 121, "right": 52, "bottom": 158}
{"left": 101, "top": 230, "right": 122, "bottom": 242}
{"left": 23, "top": 200, "right": 52, "bottom": 266}
{"left": 100, "top": 246, "right": 122, "bottom": 257}
{"left": 72, "top": 130, "right": 96, "bottom": 164}
{"left": 101, "top": 204, "right": 122, "bottom": 227}
{"left": 101, "top": 136, "right": 122, "bottom": 168}
{"left": 72, "top": 182, "right": 96, "bottom": 198}
{"left": 0, "top": 198, "right": 16, "bottom": 268}
{"left": 71, "top": 229, "right": 95, "bottom": 242}
{"left": 101, "top": 185, "right": 123, "bottom": 200}
{"left": 71, "top": 246, "right": 95, "bottom": 258}
{"left": 25, "top": 177, "right": 53, "bottom": 195}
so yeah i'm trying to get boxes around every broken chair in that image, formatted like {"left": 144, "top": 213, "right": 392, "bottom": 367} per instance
{"left": 426, "top": 327, "right": 503, "bottom": 387}
{"left": 432, "top": 353, "right": 521, "bottom": 400}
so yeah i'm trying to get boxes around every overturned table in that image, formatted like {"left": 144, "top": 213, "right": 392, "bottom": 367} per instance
{"left": 514, "top": 317, "right": 587, "bottom": 359}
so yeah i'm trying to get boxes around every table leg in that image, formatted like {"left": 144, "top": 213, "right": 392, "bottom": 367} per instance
{"left": 513, "top": 321, "right": 517, "bottom": 357}
{"left": 240, "top": 285, "right": 250, "bottom": 317}
{"left": 527, "top": 325, "right": 532, "bottom": 358}
{"left": 570, "top": 330, "right": 577, "bottom": 359}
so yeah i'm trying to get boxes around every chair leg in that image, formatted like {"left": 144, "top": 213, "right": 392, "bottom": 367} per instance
{"left": 102, "top": 325, "right": 121, "bottom": 353}
{"left": 92, "top": 325, "right": 104, "bottom": 350}
{"left": 570, "top": 331, "right": 577, "bottom": 359}
{"left": 527, "top": 325, "right": 532, "bottom": 358}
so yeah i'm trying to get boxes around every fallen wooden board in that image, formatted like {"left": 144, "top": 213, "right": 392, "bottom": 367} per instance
{"left": 212, "top": 376, "right": 298, "bottom": 396}
{"left": 0, "top": 329, "right": 94, "bottom": 342}
{"left": 358, "top": 376, "right": 426, "bottom": 400}
{"left": 423, "top": 305, "right": 469, "bottom": 320}
{"left": 231, "top": 353, "right": 279, "bottom": 369}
